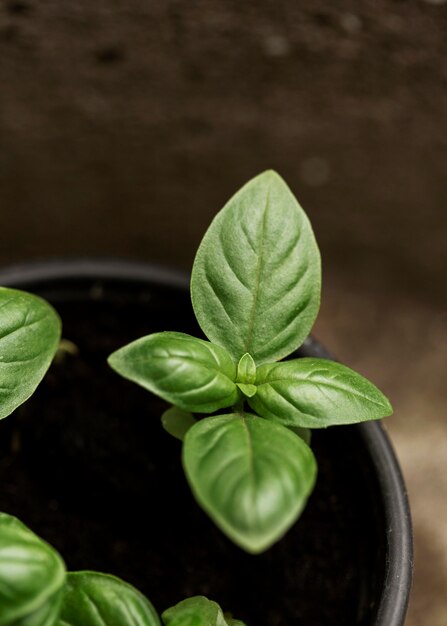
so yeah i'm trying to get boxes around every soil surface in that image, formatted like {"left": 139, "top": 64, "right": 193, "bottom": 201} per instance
{"left": 0, "top": 278, "right": 384, "bottom": 626}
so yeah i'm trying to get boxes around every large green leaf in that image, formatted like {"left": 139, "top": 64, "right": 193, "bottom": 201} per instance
{"left": 17, "top": 589, "right": 63, "bottom": 626}
{"left": 183, "top": 414, "right": 317, "bottom": 553}
{"left": 0, "top": 287, "right": 61, "bottom": 420}
{"left": 108, "top": 332, "right": 240, "bottom": 413}
{"left": 191, "top": 171, "right": 321, "bottom": 365}
{"left": 250, "top": 358, "right": 393, "bottom": 428}
{"left": 0, "top": 513, "right": 66, "bottom": 626}
{"left": 161, "top": 596, "right": 227, "bottom": 626}
{"left": 57, "top": 572, "right": 161, "bottom": 626}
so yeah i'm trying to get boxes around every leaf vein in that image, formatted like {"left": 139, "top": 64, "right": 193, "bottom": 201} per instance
{"left": 0, "top": 315, "right": 47, "bottom": 342}
{"left": 261, "top": 376, "right": 386, "bottom": 408}
{"left": 218, "top": 232, "right": 251, "bottom": 291}
{"left": 81, "top": 590, "right": 108, "bottom": 626}
{"left": 258, "top": 296, "right": 311, "bottom": 355}
{"left": 243, "top": 189, "right": 269, "bottom": 353}
{"left": 204, "top": 269, "right": 237, "bottom": 329}
{"left": 240, "top": 220, "right": 257, "bottom": 254}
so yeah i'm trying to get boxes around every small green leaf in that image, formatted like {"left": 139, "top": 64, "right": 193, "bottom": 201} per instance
{"left": 0, "top": 287, "right": 61, "bottom": 420}
{"left": 236, "top": 353, "right": 256, "bottom": 384}
{"left": 0, "top": 513, "right": 66, "bottom": 626}
{"left": 162, "top": 596, "right": 227, "bottom": 626}
{"left": 183, "top": 414, "right": 317, "bottom": 553}
{"left": 161, "top": 406, "right": 197, "bottom": 441}
{"left": 108, "top": 332, "right": 240, "bottom": 413}
{"left": 250, "top": 358, "right": 393, "bottom": 428}
{"left": 236, "top": 383, "right": 257, "bottom": 398}
{"left": 57, "top": 572, "right": 161, "bottom": 626}
{"left": 191, "top": 170, "right": 321, "bottom": 365}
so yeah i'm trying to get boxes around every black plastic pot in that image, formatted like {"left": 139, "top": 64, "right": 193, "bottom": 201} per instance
{"left": 0, "top": 259, "right": 412, "bottom": 626}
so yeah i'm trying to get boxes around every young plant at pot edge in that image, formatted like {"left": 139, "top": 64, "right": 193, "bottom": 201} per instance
{"left": 0, "top": 512, "right": 247, "bottom": 626}
{"left": 108, "top": 170, "right": 393, "bottom": 554}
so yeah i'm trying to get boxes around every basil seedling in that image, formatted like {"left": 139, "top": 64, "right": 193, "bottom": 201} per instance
{"left": 0, "top": 514, "right": 246, "bottom": 626}
{"left": 108, "top": 170, "right": 392, "bottom": 553}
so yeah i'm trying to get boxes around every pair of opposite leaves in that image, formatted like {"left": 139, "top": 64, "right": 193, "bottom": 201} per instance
{"left": 108, "top": 171, "right": 392, "bottom": 553}
{"left": 0, "top": 513, "right": 245, "bottom": 626}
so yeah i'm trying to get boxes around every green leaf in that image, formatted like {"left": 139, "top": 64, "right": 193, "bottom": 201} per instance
{"left": 162, "top": 596, "right": 227, "bottom": 626}
{"left": 183, "top": 414, "right": 317, "bottom": 553}
{"left": 161, "top": 406, "right": 197, "bottom": 441}
{"left": 250, "top": 358, "right": 393, "bottom": 428}
{"left": 57, "top": 572, "right": 161, "bottom": 626}
{"left": 236, "top": 383, "right": 257, "bottom": 398}
{"left": 236, "top": 353, "right": 256, "bottom": 384}
{"left": 17, "top": 589, "right": 63, "bottom": 626}
{"left": 191, "top": 170, "right": 321, "bottom": 365}
{"left": 0, "top": 287, "right": 61, "bottom": 420}
{"left": 108, "top": 332, "right": 240, "bottom": 414}
{"left": 0, "top": 513, "right": 66, "bottom": 626}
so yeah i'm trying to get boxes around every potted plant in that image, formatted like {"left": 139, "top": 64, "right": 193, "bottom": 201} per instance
{"left": 0, "top": 172, "right": 412, "bottom": 625}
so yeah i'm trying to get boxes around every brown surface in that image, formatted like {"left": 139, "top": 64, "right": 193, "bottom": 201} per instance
{"left": 316, "top": 281, "right": 447, "bottom": 626}
{"left": 1, "top": 1, "right": 447, "bottom": 624}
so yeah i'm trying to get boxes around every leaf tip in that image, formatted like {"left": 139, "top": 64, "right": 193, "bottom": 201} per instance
{"left": 236, "top": 382, "right": 257, "bottom": 398}
{"left": 381, "top": 394, "right": 393, "bottom": 417}
{"left": 256, "top": 168, "right": 286, "bottom": 187}
{"left": 107, "top": 347, "right": 124, "bottom": 373}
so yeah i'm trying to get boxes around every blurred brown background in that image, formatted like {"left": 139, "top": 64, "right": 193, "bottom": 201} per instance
{"left": 1, "top": 1, "right": 446, "bottom": 624}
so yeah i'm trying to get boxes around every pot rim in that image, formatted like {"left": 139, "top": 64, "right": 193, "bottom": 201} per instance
{"left": 0, "top": 257, "right": 413, "bottom": 626}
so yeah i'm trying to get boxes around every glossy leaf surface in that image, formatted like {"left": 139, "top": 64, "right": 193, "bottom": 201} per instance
{"left": 161, "top": 407, "right": 197, "bottom": 441}
{"left": 191, "top": 170, "right": 321, "bottom": 364}
{"left": 57, "top": 572, "right": 160, "bottom": 626}
{"left": 236, "top": 353, "right": 256, "bottom": 384}
{"left": 250, "top": 358, "right": 393, "bottom": 428}
{"left": 183, "top": 414, "right": 317, "bottom": 553}
{"left": 162, "top": 597, "right": 227, "bottom": 626}
{"left": 18, "top": 589, "right": 63, "bottom": 626}
{"left": 108, "top": 332, "right": 239, "bottom": 413}
{"left": 0, "top": 513, "right": 65, "bottom": 626}
{"left": 236, "top": 383, "right": 257, "bottom": 398}
{"left": 0, "top": 287, "right": 61, "bottom": 420}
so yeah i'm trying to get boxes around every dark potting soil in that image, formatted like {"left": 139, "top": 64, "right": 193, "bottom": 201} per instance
{"left": 0, "top": 276, "right": 384, "bottom": 626}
